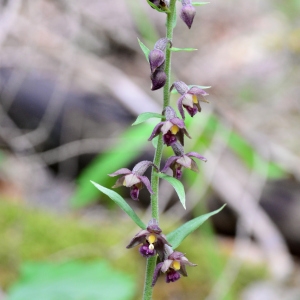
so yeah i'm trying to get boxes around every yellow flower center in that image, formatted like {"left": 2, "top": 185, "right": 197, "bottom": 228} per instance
{"left": 192, "top": 95, "right": 198, "bottom": 104}
{"left": 170, "top": 125, "right": 179, "bottom": 135}
{"left": 171, "top": 260, "right": 181, "bottom": 271}
{"left": 147, "top": 234, "right": 157, "bottom": 250}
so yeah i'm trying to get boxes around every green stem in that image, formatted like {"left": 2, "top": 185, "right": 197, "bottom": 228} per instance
{"left": 142, "top": 1, "right": 177, "bottom": 299}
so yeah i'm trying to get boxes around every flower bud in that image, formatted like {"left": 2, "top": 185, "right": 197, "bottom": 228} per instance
{"left": 180, "top": 3, "right": 196, "bottom": 29}
{"left": 151, "top": 69, "right": 167, "bottom": 90}
{"left": 149, "top": 49, "right": 165, "bottom": 73}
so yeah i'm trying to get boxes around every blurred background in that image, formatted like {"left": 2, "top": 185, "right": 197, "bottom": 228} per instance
{"left": 0, "top": 0, "right": 300, "bottom": 299}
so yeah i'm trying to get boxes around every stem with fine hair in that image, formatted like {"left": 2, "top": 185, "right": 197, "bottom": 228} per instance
{"left": 143, "top": 1, "right": 177, "bottom": 299}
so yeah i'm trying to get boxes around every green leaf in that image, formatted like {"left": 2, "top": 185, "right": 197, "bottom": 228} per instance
{"left": 193, "top": 2, "right": 210, "bottom": 6}
{"left": 167, "top": 204, "right": 226, "bottom": 249}
{"left": 170, "top": 47, "right": 198, "bottom": 52}
{"left": 132, "top": 112, "right": 164, "bottom": 126}
{"left": 137, "top": 38, "right": 150, "bottom": 62}
{"left": 157, "top": 173, "right": 186, "bottom": 209}
{"left": 91, "top": 181, "right": 146, "bottom": 230}
{"left": 8, "top": 261, "right": 135, "bottom": 300}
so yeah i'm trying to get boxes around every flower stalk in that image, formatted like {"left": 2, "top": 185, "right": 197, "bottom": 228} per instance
{"left": 143, "top": 1, "right": 177, "bottom": 298}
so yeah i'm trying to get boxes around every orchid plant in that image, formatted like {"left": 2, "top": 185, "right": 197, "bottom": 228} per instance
{"left": 91, "top": 1, "right": 224, "bottom": 299}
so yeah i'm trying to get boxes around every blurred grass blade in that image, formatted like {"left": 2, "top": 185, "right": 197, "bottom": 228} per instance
{"left": 132, "top": 112, "right": 164, "bottom": 126}
{"left": 167, "top": 204, "right": 226, "bottom": 249}
{"left": 157, "top": 173, "right": 186, "bottom": 209}
{"left": 193, "top": 2, "right": 210, "bottom": 6}
{"left": 91, "top": 181, "right": 146, "bottom": 229}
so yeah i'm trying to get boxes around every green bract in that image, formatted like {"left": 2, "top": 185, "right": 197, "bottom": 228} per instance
{"left": 157, "top": 173, "right": 186, "bottom": 209}
{"left": 91, "top": 181, "right": 146, "bottom": 230}
{"left": 167, "top": 204, "right": 226, "bottom": 248}
{"left": 132, "top": 112, "right": 165, "bottom": 126}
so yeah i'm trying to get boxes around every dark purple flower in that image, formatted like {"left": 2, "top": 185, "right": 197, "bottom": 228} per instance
{"left": 108, "top": 161, "right": 157, "bottom": 201}
{"left": 171, "top": 81, "right": 209, "bottom": 119}
{"left": 148, "top": 106, "right": 191, "bottom": 146}
{"left": 180, "top": 0, "right": 196, "bottom": 29}
{"left": 126, "top": 219, "right": 171, "bottom": 259}
{"left": 161, "top": 142, "right": 207, "bottom": 179}
{"left": 152, "top": 246, "right": 197, "bottom": 286}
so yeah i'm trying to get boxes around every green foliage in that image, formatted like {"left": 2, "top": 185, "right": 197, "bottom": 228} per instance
{"left": 137, "top": 38, "right": 150, "bottom": 62}
{"left": 157, "top": 173, "right": 186, "bottom": 209}
{"left": 131, "top": 112, "right": 164, "bottom": 126}
{"left": 167, "top": 205, "right": 226, "bottom": 248}
{"left": 8, "top": 261, "right": 135, "bottom": 300}
{"left": 90, "top": 181, "right": 146, "bottom": 229}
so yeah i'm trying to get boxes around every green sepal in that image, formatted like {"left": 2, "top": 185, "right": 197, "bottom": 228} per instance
{"left": 193, "top": 2, "right": 210, "bottom": 6}
{"left": 90, "top": 181, "right": 146, "bottom": 230}
{"left": 167, "top": 204, "right": 226, "bottom": 249}
{"left": 131, "top": 112, "right": 164, "bottom": 126}
{"left": 137, "top": 38, "right": 150, "bottom": 62}
{"left": 157, "top": 173, "right": 186, "bottom": 209}
{"left": 170, "top": 47, "right": 198, "bottom": 52}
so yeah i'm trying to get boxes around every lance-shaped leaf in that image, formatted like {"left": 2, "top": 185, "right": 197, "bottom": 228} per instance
{"left": 170, "top": 47, "right": 198, "bottom": 52}
{"left": 137, "top": 38, "right": 150, "bottom": 62}
{"left": 91, "top": 181, "right": 146, "bottom": 230}
{"left": 167, "top": 204, "right": 226, "bottom": 248}
{"left": 132, "top": 112, "right": 164, "bottom": 126}
{"left": 157, "top": 173, "right": 186, "bottom": 209}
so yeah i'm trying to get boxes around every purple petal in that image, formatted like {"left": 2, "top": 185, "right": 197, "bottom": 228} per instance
{"left": 132, "top": 160, "right": 157, "bottom": 175}
{"left": 161, "top": 156, "right": 178, "bottom": 172}
{"left": 189, "top": 86, "right": 209, "bottom": 97}
{"left": 126, "top": 230, "right": 148, "bottom": 248}
{"left": 152, "top": 262, "right": 164, "bottom": 287}
{"left": 138, "top": 175, "right": 153, "bottom": 194}
{"left": 186, "top": 152, "right": 207, "bottom": 162}
{"left": 149, "top": 49, "right": 165, "bottom": 73}
{"left": 177, "top": 94, "right": 187, "bottom": 119}
{"left": 180, "top": 4, "right": 196, "bottom": 29}
{"left": 166, "top": 270, "right": 181, "bottom": 283}
{"left": 165, "top": 106, "right": 177, "bottom": 120}
{"left": 148, "top": 122, "right": 164, "bottom": 141}
{"left": 173, "top": 81, "right": 189, "bottom": 95}
{"left": 108, "top": 168, "right": 131, "bottom": 177}
{"left": 170, "top": 117, "right": 185, "bottom": 129}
